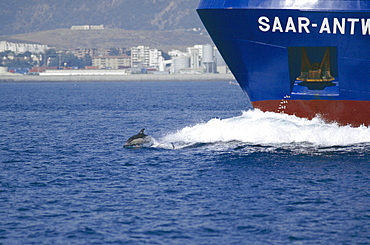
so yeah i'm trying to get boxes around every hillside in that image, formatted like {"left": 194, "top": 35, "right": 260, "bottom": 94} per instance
{"left": 2, "top": 28, "right": 212, "bottom": 52}
{"left": 0, "top": 0, "right": 203, "bottom": 35}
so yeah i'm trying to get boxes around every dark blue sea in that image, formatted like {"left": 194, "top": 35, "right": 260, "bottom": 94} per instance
{"left": 1, "top": 81, "right": 369, "bottom": 244}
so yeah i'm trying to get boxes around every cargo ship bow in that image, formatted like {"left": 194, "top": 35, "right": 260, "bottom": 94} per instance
{"left": 197, "top": 0, "right": 370, "bottom": 126}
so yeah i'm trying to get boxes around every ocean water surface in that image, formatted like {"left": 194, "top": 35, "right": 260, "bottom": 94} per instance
{"left": 1, "top": 81, "right": 369, "bottom": 244}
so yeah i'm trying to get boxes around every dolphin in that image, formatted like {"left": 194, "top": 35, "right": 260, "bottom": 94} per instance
{"left": 123, "top": 128, "right": 150, "bottom": 148}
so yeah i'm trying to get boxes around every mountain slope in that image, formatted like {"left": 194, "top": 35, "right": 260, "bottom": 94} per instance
{"left": 4, "top": 28, "right": 212, "bottom": 51}
{"left": 0, "top": 0, "right": 202, "bottom": 35}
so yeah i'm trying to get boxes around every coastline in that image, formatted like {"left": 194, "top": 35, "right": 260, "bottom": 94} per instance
{"left": 0, "top": 73, "right": 235, "bottom": 83}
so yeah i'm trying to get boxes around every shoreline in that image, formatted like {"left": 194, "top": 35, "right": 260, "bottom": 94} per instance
{"left": 0, "top": 73, "right": 235, "bottom": 83}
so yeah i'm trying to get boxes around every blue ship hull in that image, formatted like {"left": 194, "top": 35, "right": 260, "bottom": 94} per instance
{"left": 197, "top": 0, "right": 370, "bottom": 126}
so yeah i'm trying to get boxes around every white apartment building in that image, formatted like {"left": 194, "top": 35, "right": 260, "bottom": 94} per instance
{"left": 149, "top": 49, "right": 163, "bottom": 68}
{"left": 131, "top": 46, "right": 150, "bottom": 68}
{"left": 0, "top": 41, "right": 48, "bottom": 54}
{"left": 131, "top": 46, "right": 164, "bottom": 69}
{"left": 92, "top": 55, "right": 131, "bottom": 69}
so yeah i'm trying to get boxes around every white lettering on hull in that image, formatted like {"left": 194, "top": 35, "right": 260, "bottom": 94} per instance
{"left": 258, "top": 16, "right": 370, "bottom": 35}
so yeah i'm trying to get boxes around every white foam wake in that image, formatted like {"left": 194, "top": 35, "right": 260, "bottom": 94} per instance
{"left": 154, "top": 109, "right": 370, "bottom": 149}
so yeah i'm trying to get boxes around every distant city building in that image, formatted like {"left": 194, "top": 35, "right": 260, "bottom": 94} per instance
{"left": 171, "top": 56, "right": 190, "bottom": 73}
{"left": 74, "top": 48, "right": 98, "bottom": 58}
{"left": 202, "top": 43, "right": 216, "bottom": 73}
{"left": 92, "top": 55, "right": 131, "bottom": 69}
{"left": 0, "top": 41, "right": 48, "bottom": 54}
{"left": 96, "top": 48, "right": 111, "bottom": 56}
{"left": 149, "top": 49, "right": 163, "bottom": 69}
{"left": 70, "top": 25, "right": 105, "bottom": 30}
{"left": 168, "top": 49, "right": 188, "bottom": 57}
{"left": 187, "top": 45, "right": 203, "bottom": 60}
{"left": 169, "top": 44, "right": 220, "bottom": 74}
{"left": 0, "top": 39, "right": 229, "bottom": 74}
{"left": 131, "top": 46, "right": 149, "bottom": 68}
{"left": 188, "top": 48, "right": 200, "bottom": 69}
{"left": 131, "top": 46, "right": 164, "bottom": 70}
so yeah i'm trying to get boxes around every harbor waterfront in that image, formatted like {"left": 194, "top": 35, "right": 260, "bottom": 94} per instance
{"left": 0, "top": 73, "right": 235, "bottom": 82}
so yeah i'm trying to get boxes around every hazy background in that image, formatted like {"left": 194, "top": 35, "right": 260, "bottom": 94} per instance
{"left": 0, "top": 0, "right": 211, "bottom": 50}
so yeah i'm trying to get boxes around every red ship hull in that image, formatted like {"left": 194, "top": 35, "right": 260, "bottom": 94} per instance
{"left": 253, "top": 100, "right": 370, "bottom": 127}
